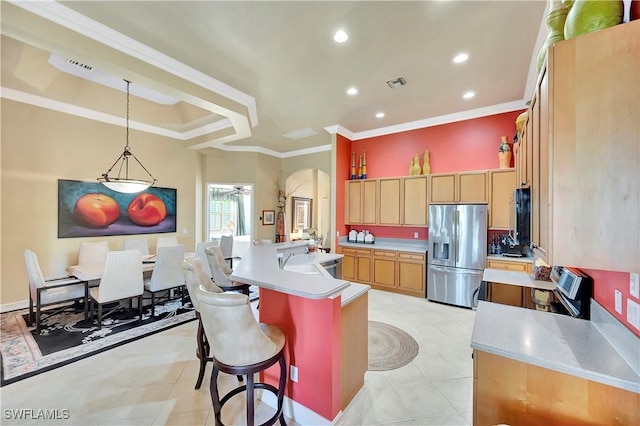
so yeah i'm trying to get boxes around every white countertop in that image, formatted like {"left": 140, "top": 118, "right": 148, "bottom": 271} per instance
{"left": 483, "top": 269, "right": 556, "bottom": 291}
{"left": 471, "top": 301, "right": 640, "bottom": 393}
{"left": 486, "top": 254, "right": 533, "bottom": 264}
{"left": 338, "top": 237, "right": 428, "bottom": 254}
{"left": 231, "top": 241, "right": 357, "bottom": 300}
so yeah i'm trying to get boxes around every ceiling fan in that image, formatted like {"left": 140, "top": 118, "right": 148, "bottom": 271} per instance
{"left": 219, "top": 185, "right": 251, "bottom": 195}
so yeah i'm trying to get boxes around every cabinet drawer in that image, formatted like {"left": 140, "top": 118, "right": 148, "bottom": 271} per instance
{"left": 373, "top": 250, "right": 396, "bottom": 258}
{"left": 398, "top": 252, "right": 425, "bottom": 261}
{"left": 486, "top": 259, "right": 529, "bottom": 272}
{"left": 342, "top": 247, "right": 371, "bottom": 256}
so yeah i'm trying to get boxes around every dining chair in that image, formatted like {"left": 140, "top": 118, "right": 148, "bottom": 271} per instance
{"left": 156, "top": 236, "right": 178, "bottom": 253}
{"left": 144, "top": 244, "right": 186, "bottom": 316}
{"left": 195, "top": 241, "right": 220, "bottom": 278}
{"left": 24, "top": 249, "right": 88, "bottom": 333}
{"left": 78, "top": 241, "right": 110, "bottom": 265}
{"left": 219, "top": 235, "right": 240, "bottom": 268}
{"left": 123, "top": 238, "right": 150, "bottom": 256}
{"left": 89, "top": 249, "right": 144, "bottom": 329}
{"left": 181, "top": 257, "right": 243, "bottom": 390}
{"left": 205, "top": 246, "right": 250, "bottom": 296}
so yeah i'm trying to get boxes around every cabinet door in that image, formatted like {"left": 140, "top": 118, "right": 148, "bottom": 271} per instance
{"left": 458, "top": 171, "right": 488, "bottom": 203}
{"left": 362, "top": 180, "right": 378, "bottom": 224}
{"left": 341, "top": 252, "right": 356, "bottom": 281}
{"left": 532, "top": 67, "right": 551, "bottom": 263}
{"left": 345, "top": 181, "right": 362, "bottom": 224}
{"left": 397, "top": 252, "right": 425, "bottom": 296}
{"left": 373, "top": 251, "right": 396, "bottom": 288}
{"left": 550, "top": 21, "right": 639, "bottom": 271}
{"left": 518, "top": 116, "right": 533, "bottom": 188}
{"left": 356, "top": 252, "right": 372, "bottom": 284}
{"left": 402, "top": 176, "right": 428, "bottom": 226}
{"left": 488, "top": 283, "right": 523, "bottom": 307}
{"left": 429, "top": 174, "right": 457, "bottom": 203}
{"left": 378, "top": 178, "right": 402, "bottom": 225}
{"left": 489, "top": 170, "right": 516, "bottom": 229}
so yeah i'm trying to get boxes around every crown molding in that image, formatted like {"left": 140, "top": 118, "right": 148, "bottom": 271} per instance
{"left": 8, "top": 0, "right": 258, "bottom": 129}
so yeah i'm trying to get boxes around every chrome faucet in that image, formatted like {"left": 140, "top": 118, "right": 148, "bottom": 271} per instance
{"left": 279, "top": 251, "right": 295, "bottom": 269}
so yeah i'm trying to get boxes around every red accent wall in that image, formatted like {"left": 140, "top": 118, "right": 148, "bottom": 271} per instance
{"left": 585, "top": 269, "right": 640, "bottom": 337}
{"left": 335, "top": 111, "right": 522, "bottom": 241}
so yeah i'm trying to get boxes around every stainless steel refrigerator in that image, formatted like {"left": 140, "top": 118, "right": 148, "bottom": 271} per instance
{"left": 427, "top": 204, "right": 487, "bottom": 308}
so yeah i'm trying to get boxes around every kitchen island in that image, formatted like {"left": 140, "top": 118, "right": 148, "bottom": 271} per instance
{"left": 471, "top": 301, "right": 639, "bottom": 425}
{"left": 231, "top": 240, "right": 370, "bottom": 424}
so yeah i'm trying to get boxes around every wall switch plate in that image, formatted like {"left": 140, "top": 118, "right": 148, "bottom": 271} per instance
{"left": 615, "top": 289, "right": 623, "bottom": 314}
{"left": 414, "top": 232, "right": 419, "bottom": 239}
{"left": 336, "top": 231, "right": 340, "bottom": 237}
{"left": 630, "top": 273, "right": 640, "bottom": 299}
{"left": 627, "top": 299, "right": 640, "bottom": 331}
{"left": 182, "top": 228, "right": 188, "bottom": 234}
{"left": 290, "top": 365, "right": 298, "bottom": 383}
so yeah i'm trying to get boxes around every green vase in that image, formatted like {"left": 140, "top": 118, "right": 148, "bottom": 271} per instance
{"left": 537, "top": 0, "right": 569, "bottom": 72}
{"left": 564, "top": 0, "right": 623, "bottom": 39}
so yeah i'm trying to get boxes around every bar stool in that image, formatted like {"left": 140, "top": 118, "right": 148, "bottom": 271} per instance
{"left": 197, "top": 285, "right": 287, "bottom": 426}
{"left": 181, "top": 258, "right": 243, "bottom": 390}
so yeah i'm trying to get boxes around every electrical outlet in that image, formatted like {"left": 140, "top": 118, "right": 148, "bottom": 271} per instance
{"left": 627, "top": 299, "right": 640, "bottom": 331}
{"left": 182, "top": 228, "right": 188, "bottom": 234}
{"left": 336, "top": 231, "right": 340, "bottom": 238}
{"left": 414, "top": 232, "right": 419, "bottom": 239}
{"left": 630, "top": 273, "right": 640, "bottom": 299}
{"left": 615, "top": 289, "right": 623, "bottom": 314}
{"left": 290, "top": 365, "right": 298, "bottom": 383}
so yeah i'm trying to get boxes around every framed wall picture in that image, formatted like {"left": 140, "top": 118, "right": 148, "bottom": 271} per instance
{"left": 262, "top": 210, "right": 275, "bottom": 225}
{"left": 58, "top": 179, "right": 177, "bottom": 238}
{"left": 292, "top": 197, "right": 312, "bottom": 231}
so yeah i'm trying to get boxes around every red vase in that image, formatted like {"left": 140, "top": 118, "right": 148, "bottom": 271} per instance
{"left": 631, "top": 0, "right": 640, "bottom": 20}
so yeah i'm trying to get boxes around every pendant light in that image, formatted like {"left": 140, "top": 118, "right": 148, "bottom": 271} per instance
{"left": 98, "top": 80, "right": 157, "bottom": 193}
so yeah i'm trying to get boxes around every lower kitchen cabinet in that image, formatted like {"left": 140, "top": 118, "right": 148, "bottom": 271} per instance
{"left": 485, "top": 258, "right": 533, "bottom": 308}
{"left": 473, "top": 350, "right": 640, "bottom": 426}
{"left": 397, "top": 252, "right": 425, "bottom": 296}
{"left": 341, "top": 247, "right": 372, "bottom": 284}
{"left": 372, "top": 250, "right": 396, "bottom": 288}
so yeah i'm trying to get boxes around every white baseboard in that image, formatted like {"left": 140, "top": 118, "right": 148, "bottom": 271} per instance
{"left": 0, "top": 299, "right": 29, "bottom": 313}
{"left": 261, "top": 391, "right": 340, "bottom": 425}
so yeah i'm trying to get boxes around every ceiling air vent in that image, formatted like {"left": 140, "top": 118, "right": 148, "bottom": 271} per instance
{"left": 386, "top": 77, "right": 407, "bottom": 89}
{"left": 66, "top": 59, "right": 93, "bottom": 71}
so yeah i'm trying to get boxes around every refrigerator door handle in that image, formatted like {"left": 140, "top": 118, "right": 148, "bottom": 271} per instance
{"left": 429, "top": 265, "right": 483, "bottom": 275}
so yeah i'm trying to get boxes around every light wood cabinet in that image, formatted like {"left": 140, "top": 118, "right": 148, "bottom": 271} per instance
{"left": 378, "top": 178, "right": 402, "bottom": 225}
{"left": 547, "top": 21, "right": 639, "bottom": 272}
{"left": 372, "top": 250, "right": 396, "bottom": 288}
{"left": 340, "top": 247, "right": 372, "bottom": 284}
{"left": 485, "top": 258, "right": 533, "bottom": 308}
{"left": 402, "top": 175, "right": 428, "bottom": 226}
{"left": 516, "top": 114, "right": 533, "bottom": 188}
{"left": 488, "top": 169, "right": 516, "bottom": 229}
{"left": 429, "top": 171, "right": 488, "bottom": 204}
{"left": 397, "top": 252, "right": 425, "bottom": 297}
{"left": 345, "top": 180, "right": 377, "bottom": 225}
{"left": 473, "top": 350, "right": 640, "bottom": 426}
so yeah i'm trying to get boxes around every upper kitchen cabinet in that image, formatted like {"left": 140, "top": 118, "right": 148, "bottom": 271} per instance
{"left": 345, "top": 179, "right": 377, "bottom": 225}
{"left": 534, "top": 20, "right": 639, "bottom": 272}
{"left": 402, "top": 175, "right": 428, "bottom": 226}
{"left": 489, "top": 169, "right": 516, "bottom": 229}
{"left": 378, "top": 176, "right": 429, "bottom": 227}
{"left": 429, "top": 171, "right": 488, "bottom": 204}
{"left": 517, "top": 114, "right": 533, "bottom": 189}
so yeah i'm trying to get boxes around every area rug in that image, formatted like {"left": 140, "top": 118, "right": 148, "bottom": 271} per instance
{"left": 0, "top": 298, "right": 196, "bottom": 386}
{"left": 368, "top": 321, "right": 419, "bottom": 371}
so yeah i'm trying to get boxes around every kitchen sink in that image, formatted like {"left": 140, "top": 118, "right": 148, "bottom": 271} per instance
{"left": 284, "top": 264, "right": 322, "bottom": 274}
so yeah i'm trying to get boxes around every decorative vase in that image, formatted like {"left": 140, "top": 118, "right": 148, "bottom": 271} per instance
{"left": 350, "top": 152, "right": 357, "bottom": 180}
{"left": 631, "top": 0, "right": 640, "bottom": 20}
{"left": 498, "top": 136, "right": 512, "bottom": 169}
{"left": 564, "top": 0, "right": 623, "bottom": 39}
{"left": 410, "top": 153, "right": 421, "bottom": 175}
{"left": 422, "top": 149, "right": 431, "bottom": 175}
{"left": 537, "top": 0, "right": 569, "bottom": 72}
{"left": 361, "top": 150, "right": 367, "bottom": 179}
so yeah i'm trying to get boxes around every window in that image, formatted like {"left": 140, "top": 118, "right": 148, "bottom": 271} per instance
{"left": 206, "top": 184, "right": 252, "bottom": 241}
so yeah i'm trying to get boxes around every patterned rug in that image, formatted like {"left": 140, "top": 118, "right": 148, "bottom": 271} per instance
{"left": 0, "top": 298, "right": 196, "bottom": 386}
{"left": 368, "top": 321, "right": 419, "bottom": 371}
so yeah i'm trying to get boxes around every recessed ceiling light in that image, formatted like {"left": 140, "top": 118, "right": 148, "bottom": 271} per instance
{"left": 376, "top": 112, "right": 385, "bottom": 118}
{"left": 346, "top": 87, "right": 358, "bottom": 96}
{"left": 334, "top": 30, "right": 349, "bottom": 43}
{"left": 453, "top": 53, "right": 469, "bottom": 63}
{"left": 463, "top": 91, "right": 475, "bottom": 99}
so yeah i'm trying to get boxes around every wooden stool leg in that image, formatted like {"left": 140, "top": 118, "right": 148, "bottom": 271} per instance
{"left": 278, "top": 355, "right": 287, "bottom": 425}
{"left": 195, "top": 320, "right": 207, "bottom": 390}
{"left": 210, "top": 366, "right": 223, "bottom": 426}
{"left": 246, "top": 372, "right": 255, "bottom": 426}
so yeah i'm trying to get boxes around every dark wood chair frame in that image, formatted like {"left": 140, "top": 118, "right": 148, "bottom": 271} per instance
{"left": 29, "top": 280, "right": 89, "bottom": 333}
{"left": 90, "top": 294, "right": 143, "bottom": 330}
{"left": 209, "top": 346, "right": 287, "bottom": 426}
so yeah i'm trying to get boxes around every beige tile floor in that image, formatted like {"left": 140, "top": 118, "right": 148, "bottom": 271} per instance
{"left": 0, "top": 289, "right": 475, "bottom": 425}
